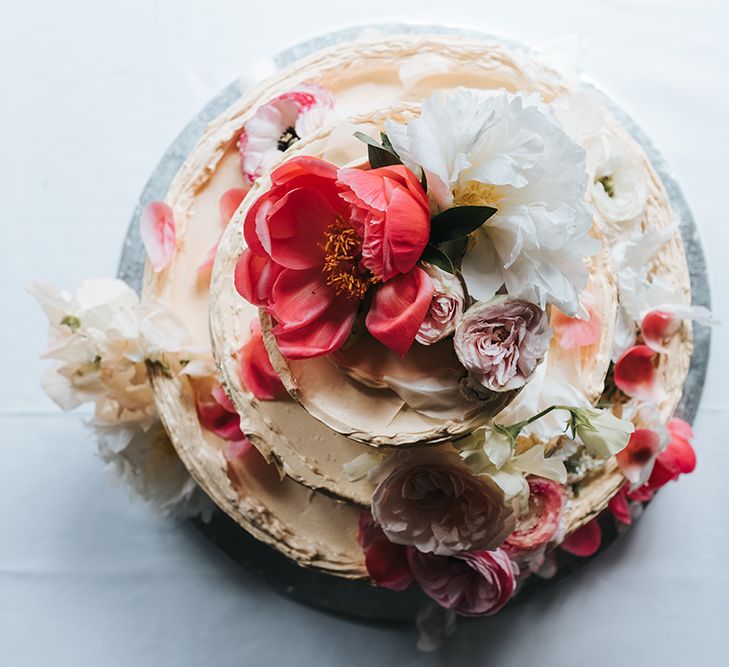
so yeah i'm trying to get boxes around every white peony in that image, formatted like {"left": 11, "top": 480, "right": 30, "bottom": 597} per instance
{"left": 386, "top": 89, "right": 599, "bottom": 315}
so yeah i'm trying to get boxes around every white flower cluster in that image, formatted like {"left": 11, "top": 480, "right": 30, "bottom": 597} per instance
{"left": 29, "top": 278, "right": 211, "bottom": 519}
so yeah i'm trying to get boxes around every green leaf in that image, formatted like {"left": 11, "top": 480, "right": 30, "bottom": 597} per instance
{"left": 429, "top": 205, "right": 498, "bottom": 243}
{"left": 421, "top": 244, "right": 455, "bottom": 274}
{"left": 353, "top": 131, "right": 402, "bottom": 169}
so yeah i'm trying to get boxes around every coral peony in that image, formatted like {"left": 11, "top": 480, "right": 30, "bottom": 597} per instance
{"left": 235, "top": 156, "right": 431, "bottom": 358}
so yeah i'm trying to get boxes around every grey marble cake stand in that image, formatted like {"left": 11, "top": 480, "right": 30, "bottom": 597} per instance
{"left": 117, "top": 23, "right": 712, "bottom": 623}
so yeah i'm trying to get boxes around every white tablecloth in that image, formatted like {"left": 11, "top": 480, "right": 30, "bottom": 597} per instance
{"left": 2, "top": 1, "right": 728, "bottom": 665}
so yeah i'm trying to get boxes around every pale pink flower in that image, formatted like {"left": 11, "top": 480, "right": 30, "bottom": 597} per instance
{"left": 140, "top": 201, "right": 175, "bottom": 272}
{"left": 408, "top": 548, "right": 518, "bottom": 616}
{"left": 371, "top": 461, "right": 515, "bottom": 556}
{"left": 416, "top": 263, "right": 464, "bottom": 345}
{"left": 238, "top": 85, "right": 335, "bottom": 185}
{"left": 454, "top": 296, "right": 550, "bottom": 393}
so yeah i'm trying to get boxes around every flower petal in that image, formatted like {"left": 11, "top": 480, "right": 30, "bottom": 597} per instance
{"left": 358, "top": 513, "right": 414, "bottom": 591}
{"left": 366, "top": 267, "right": 433, "bottom": 357}
{"left": 196, "top": 385, "right": 244, "bottom": 441}
{"left": 551, "top": 302, "right": 602, "bottom": 349}
{"left": 560, "top": 518, "right": 601, "bottom": 557}
{"left": 234, "top": 248, "right": 283, "bottom": 307}
{"left": 140, "top": 201, "right": 176, "bottom": 272}
{"left": 608, "top": 484, "right": 633, "bottom": 525}
{"left": 616, "top": 428, "right": 663, "bottom": 487}
{"left": 646, "top": 417, "right": 696, "bottom": 489}
{"left": 273, "top": 296, "right": 358, "bottom": 359}
{"left": 239, "top": 322, "right": 285, "bottom": 400}
{"left": 219, "top": 188, "right": 248, "bottom": 226}
{"left": 269, "top": 267, "right": 336, "bottom": 331}
{"left": 641, "top": 305, "right": 716, "bottom": 353}
{"left": 614, "top": 344, "right": 664, "bottom": 402}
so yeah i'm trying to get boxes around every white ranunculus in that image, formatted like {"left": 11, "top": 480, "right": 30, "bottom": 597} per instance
{"left": 386, "top": 89, "right": 599, "bottom": 315}
{"left": 573, "top": 407, "right": 634, "bottom": 459}
{"left": 585, "top": 132, "right": 648, "bottom": 229}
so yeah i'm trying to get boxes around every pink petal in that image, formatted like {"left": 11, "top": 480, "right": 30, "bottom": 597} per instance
{"left": 646, "top": 418, "right": 696, "bottom": 489}
{"left": 552, "top": 303, "right": 602, "bottom": 349}
{"left": 614, "top": 344, "right": 664, "bottom": 402}
{"left": 239, "top": 325, "right": 285, "bottom": 400}
{"left": 197, "top": 238, "right": 220, "bottom": 274}
{"left": 274, "top": 296, "right": 358, "bottom": 359}
{"left": 641, "top": 310, "right": 680, "bottom": 353}
{"left": 366, "top": 267, "right": 433, "bottom": 357}
{"left": 196, "top": 384, "right": 244, "bottom": 441}
{"left": 234, "top": 248, "right": 283, "bottom": 307}
{"left": 219, "top": 188, "right": 248, "bottom": 226}
{"left": 608, "top": 485, "right": 633, "bottom": 525}
{"left": 225, "top": 436, "right": 253, "bottom": 462}
{"left": 270, "top": 155, "right": 339, "bottom": 186}
{"left": 503, "top": 477, "right": 564, "bottom": 553}
{"left": 560, "top": 518, "right": 602, "bottom": 557}
{"left": 269, "top": 267, "right": 336, "bottom": 331}
{"left": 263, "top": 187, "right": 334, "bottom": 269}
{"left": 140, "top": 201, "right": 176, "bottom": 272}
{"left": 616, "top": 428, "right": 662, "bottom": 486}
{"left": 358, "top": 513, "right": 414, "bottom": 591}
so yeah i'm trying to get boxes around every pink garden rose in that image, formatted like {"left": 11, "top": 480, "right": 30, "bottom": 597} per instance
{"left": 358, "top": 513, "right": 414, "bottom": 591}
{"left": 371, "top": 461, "right": 515, "bottom": 556}
{"left": 454, "top": 296, "right": 550, "bottom": 393}
{"left": 416, "top": 263, "right": 464, "bottom": 345}
{"left": 235, "top": 157, "right": 432, "bottom": 359}
{"left": 408, "top": 548, "right": 517, "bottom": 616}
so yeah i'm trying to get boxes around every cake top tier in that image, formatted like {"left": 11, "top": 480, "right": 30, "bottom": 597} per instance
{"left": 211, "top": 87, "right": 617, "bottom": 447}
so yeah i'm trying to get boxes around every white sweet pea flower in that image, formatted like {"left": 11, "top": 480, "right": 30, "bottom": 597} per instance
{"left": 585, "top": 132, "right": 648, "bottom": 229}
{"left": 455, "top": 426, "right": 567, "bottom": 509}
{"left": 386, "top": 89, "right": 599, "bottom": 315}
{"left": 29, "top": 278, "right": 210, "bottom": 519}
{"left": 572, "top": 407, "right": 634, "bottom": 458}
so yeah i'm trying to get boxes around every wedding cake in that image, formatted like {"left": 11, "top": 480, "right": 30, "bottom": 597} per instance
{"left": 33, "top": 33, "right": 711, "bottom": 623}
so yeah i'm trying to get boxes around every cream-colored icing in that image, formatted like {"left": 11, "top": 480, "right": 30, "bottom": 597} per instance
{"left": 144, "top": 35, "right": 693, "bottom": 574}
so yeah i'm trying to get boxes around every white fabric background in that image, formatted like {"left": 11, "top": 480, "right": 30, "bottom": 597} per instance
{"left": 2, "top": 1, "right": 728, "bottom": 665}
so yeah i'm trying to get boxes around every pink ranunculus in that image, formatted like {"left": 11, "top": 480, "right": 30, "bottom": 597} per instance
{"left": 239, "top": 320, "right": 285, "bottom": 400}
{"left": 503, "top": 477, "right": 564, "bottom": 559}
{"left": 238, "top": 85, "right": 335, "bottom": 185}
{"left": 358, "top": 512, "right": 414, "bottom": 591}
{"left": 140, "top": 201, "right": 176, "bottom": 272}
{"left": 454, "top": 296, "right": 551, "bottom": 393}
{"left": 613, "top": 344, "right": 664, "bottom": 402}
{"left": 337, "top": 165, "right": 431, "bottom": 282}
{"left": 408, "top": 548, "right": 518, "bottom": 616}
{"left": 371, "top": 461, "right": 515, "bottom": 557}
{"left": 416, "top": 263, "right": 464, "bottom": 346}
{"left": 235, "top": 156, "right": 432, "bottom": 359}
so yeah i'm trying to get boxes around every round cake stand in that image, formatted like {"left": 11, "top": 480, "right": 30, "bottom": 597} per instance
{"left": 117, "top": 23, "right": 712, "bottom": 623}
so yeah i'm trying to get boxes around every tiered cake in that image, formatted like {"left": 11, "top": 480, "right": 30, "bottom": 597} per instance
{"left": 35, "top": 33, "right": 708, "bottom": 620}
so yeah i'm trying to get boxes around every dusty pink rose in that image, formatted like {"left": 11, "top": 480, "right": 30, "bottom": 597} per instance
{"left": 416, "top": 263, "right": 464, "bottom": 345}
{"left": 408, "top": 548, "right": 517, "bottom": 616}
{"left": 454, "top": 296, "right": 550, "bottom": 393}
{"left": 371, "top": 461, "right": 515, "bottom": 556}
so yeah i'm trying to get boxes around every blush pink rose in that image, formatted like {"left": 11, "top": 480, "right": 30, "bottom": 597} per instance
{"left": 371, "top": 461, "right": 515, "bottom": 556}
{"left": 454, "top": 296, "right": 550, "bottom": 393}
{"left": 416, "top": 263, "right": 464, "bottom": 345}
{"left": 408, "top": 548, "right": 518, "bottom": 616}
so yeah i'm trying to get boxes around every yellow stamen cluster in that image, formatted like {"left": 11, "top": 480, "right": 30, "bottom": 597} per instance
{"left": 453, "top": 180, "right": 503, "bottom": 208}
{"left": 321, "top": 219, "right": 377, "bottom": 300}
